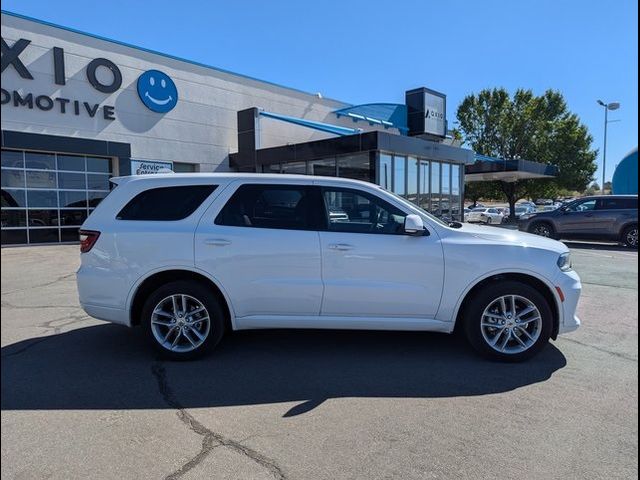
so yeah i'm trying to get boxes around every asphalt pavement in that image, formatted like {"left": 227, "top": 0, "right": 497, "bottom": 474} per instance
{"left": 1, "top": 242, "right": 637, "bottom": 480}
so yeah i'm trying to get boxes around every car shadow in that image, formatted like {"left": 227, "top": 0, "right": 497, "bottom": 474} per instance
{"left": 1, "top": 325, "right": 567, "bottom": 416}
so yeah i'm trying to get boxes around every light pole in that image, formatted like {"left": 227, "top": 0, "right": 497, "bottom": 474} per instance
{"left": 597, "top": 100, "right": 620, "bottom": 194}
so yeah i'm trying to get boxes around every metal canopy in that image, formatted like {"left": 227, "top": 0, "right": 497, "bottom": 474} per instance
{"left": 465, "top": 157, "right": 558, "bottom": 183}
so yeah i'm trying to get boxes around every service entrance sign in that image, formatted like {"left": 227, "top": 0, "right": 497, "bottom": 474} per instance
{"left": 130, "top": 159, "right": 173, "bottom": 175}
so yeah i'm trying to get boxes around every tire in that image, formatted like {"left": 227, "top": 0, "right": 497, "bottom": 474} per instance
{"left": 621, "top": 224, "right": 638, "bottom": 249}
{"left": 141, "top": 280, "right": 226, "bottom": 360}
{"left": 463, "top": 281, "right": 553, "bottom": 362}
{"left": 529, "top": 221, "right": 556, "bottom": 239}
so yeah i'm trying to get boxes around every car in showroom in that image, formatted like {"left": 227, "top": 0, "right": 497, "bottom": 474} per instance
{"left": 519, "top": 195, "right": 638, "bottom": 248}
{"left": 77, "top": 174, "right": 581, "bottom": 362}
{"left": 466, "top": 207, "right": 505, "bottom": 225}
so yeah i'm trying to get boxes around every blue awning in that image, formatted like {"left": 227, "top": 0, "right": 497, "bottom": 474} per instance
{"left": 333, "top": 103, "right": 408, "bottom": 133}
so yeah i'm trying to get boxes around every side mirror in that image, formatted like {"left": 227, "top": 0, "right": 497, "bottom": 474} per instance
{"left": 404, "top": 214, "right": 424, "bottom": 235}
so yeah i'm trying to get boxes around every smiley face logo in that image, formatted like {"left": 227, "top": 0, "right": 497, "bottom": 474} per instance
{"left": 137, "top": 70, "right": 178, "bottom": 113}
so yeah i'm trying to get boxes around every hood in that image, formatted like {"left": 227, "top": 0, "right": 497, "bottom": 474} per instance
{"left": 451, "top": 223, "right": 568, "bottom": 254}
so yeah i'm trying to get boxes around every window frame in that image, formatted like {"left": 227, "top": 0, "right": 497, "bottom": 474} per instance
{"left": 214, "top": 184, "right": 323, "bottom": 232}
{"left": 319, "top": 186, "right": 410, "bottom": 236}
{"left": 117, "top": 184, "right": 217, "bottom": 221}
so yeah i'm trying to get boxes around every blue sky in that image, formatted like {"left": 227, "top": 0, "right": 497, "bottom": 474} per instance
{"left": 3, "top": 0, "right": 638, "bottom": 182}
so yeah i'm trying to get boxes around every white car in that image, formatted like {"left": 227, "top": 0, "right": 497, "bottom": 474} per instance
{"left": 77, "top": 174, "right": 581, "bottom": 362}
{"left": 466, "top": 207, "right": 504, "bottom": 225}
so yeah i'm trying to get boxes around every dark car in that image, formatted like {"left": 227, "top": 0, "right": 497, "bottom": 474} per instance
{"left": 518, "top": 195, "right": 638, "bottom": 248}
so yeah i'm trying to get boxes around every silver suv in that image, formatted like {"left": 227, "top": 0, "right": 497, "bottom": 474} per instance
{"left": 519, "top": 195, "right": 638, "bottom": 248}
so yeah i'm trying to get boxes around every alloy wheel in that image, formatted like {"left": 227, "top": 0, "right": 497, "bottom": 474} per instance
{"left": 480, "top": 295, "right": 542, "bottom": 354}
{"left": 627, "top": 227, "right": 638, "bottom": 247}
{"left": 532, "top": 224, "right": 551, "bottom": 237}
{"left": 150, "top": 294, "right": 211, "bottom": 353}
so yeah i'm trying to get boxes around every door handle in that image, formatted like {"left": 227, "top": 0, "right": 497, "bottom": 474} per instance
{"left": 204, "top": 238, "right": 231, "bottom": 246}
{"left": 328, "top": 243, "right": 354, "bottom": 251}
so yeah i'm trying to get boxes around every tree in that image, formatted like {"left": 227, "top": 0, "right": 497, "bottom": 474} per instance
{"left": 457, "top": 88, "right": 598, "bottom": 221}
{"left": 464, "top": 181, "right": 501, "bottom": 207}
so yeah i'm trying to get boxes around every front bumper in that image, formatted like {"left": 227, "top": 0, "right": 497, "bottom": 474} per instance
{"left": 554, "top": 269, "right": 582, "bottom": 335}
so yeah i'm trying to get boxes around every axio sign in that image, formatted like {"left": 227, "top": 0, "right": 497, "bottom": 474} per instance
{"left": 423, "top": 90, "right": 446, "bottom": 138}
{"left": 1, "top": 37, "right": 178, "bottom": 121}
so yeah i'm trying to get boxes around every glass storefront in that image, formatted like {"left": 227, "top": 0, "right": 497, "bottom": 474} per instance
{"left": 1, "top": 148, "right": 114, "bottom": 245}
{"left": 267, "top": 150, "right": 464, "bottom": 221}
{"left": 374, "top": 153, "right": 464, "bottom": 221}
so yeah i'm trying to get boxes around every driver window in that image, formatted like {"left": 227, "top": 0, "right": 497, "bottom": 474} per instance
{"left": 322, "top": 188, "right": 406, "bottom": 234}
{"left": 566, "top": 199, "right": 596, "bottom": 212}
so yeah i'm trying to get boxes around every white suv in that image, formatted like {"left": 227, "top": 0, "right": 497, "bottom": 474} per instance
{"left": 77, "top": 174, "right": 581, "bottom": 362}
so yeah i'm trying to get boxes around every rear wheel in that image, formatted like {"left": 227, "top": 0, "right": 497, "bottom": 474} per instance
{"left": 463, "top": 281, "right": 553, "bottom": 362}
{"left": 621, "top": 224, "right": 638, "bottom": 249}
{"left": 141, "top": 280, "right": 225, "bottom": 360}
{"left": 529, "top": 221, "right": 555, "bottom": 239}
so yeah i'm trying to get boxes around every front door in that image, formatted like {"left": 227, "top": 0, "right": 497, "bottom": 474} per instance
{"left": 317, "top": 186, "right": 444, "bottom": 318}
{"left": 557, "top": 198, "right": 604, "bottom": 235}
{"left": 195, "top": 182, "right": 323, "bottom": 318}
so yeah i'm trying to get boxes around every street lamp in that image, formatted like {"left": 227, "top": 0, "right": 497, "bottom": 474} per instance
{"left": 597, "top": 100, "right": 621, "bottom": 194}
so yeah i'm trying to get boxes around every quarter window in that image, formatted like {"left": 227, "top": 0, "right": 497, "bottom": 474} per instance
{"left": 322, "top": 188, "right": 407, "bottom": 235}
{"left": 215, "top": 184, "right": 316, "bottom": 230}
{"left": 598, "top": 198, "right": 638, "bottom": 210}
{"left": 117, "top": 185, "right": 216, "bottom": 221}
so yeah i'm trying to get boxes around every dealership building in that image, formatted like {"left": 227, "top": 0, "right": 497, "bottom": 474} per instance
{"left": 1, "top": 10, "right": 479, "bottom": 245}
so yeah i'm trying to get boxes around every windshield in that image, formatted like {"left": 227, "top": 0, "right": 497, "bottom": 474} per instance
{"left": 382, "top": 188, "right": 450, "bottom": 227}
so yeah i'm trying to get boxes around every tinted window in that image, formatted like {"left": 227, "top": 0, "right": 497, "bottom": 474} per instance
{"left": 117, "top": 185, "right": 216, "bottom": 221}
{"left": 216, "top": 184, "right": 315, "bottom": 230}
{"left": 567, "top": 199, "right": 596, "bottom": 212}
{"left": 599, "top": 198, "right": 638, "bottom": 210}
{"left": 322, "top": 188, "right": 406, "bottom": 235}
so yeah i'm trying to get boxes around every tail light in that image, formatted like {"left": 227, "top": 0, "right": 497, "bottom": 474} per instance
{"left": 79, "top": 230, "right": 100, "bottom": 253}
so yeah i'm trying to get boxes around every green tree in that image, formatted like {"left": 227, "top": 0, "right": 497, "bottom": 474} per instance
{"left": 457, "top": 88, "right": 598, "bottom": 220}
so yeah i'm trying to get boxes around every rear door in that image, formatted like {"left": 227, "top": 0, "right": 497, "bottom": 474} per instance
{"left": 317, "top": 185, "right": 444, "bottom": 318}
{"left": 194, "top": 182, "right": 324, "bottom": 318}
{"left": 596, "top": 197, "right": 638, "bottom": 235}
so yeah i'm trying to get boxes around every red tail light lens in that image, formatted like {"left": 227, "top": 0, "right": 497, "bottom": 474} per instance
{"left": 79, "top": 230, "right": 100, "bottom": 253}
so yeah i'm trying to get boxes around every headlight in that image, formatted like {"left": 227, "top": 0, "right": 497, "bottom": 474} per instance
{"left": 557, "top": 252, "right": 572, "bottom": 271}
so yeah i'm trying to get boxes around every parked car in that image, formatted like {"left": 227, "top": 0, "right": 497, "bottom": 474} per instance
{"left": 466, "top": 207, "right": 504, "bottom": 225}
{"left": 535, "top": 199, "right": 554, "bottom": 206}
{"left": 518, "top": 201, "right": 537, "bottom": 210}
{"left": 519, "top": 195, "right": 638, "bottom": 248}
{"left": 77, "top": 174, "right": 581, "bottom": 362}
{"left": 463, "top": 208, "right": 471, "bottom": 222}
{"left": 514, "top": 206, "right": 534, "bottom": 219}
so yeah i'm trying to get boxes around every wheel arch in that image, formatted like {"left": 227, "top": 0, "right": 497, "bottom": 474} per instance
{"left": 453, "top": 272, "right": 561, "bottom": 340}
{"left": 127, "top": 267, "right": 234, "bottom": 331}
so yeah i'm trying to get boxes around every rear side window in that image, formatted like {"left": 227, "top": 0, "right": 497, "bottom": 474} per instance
{"left": 215, "top": 184, "right": 316, "bottom": 230}
{"left": 117, "top": 185, "right": 216, "bottom": 221}
{"left": 598, "top": 198, "right": 638, "bottom": 210}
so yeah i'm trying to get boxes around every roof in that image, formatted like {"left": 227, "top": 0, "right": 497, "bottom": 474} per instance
{"left": 111, "top": 172, "right": 379, "bottom": 189}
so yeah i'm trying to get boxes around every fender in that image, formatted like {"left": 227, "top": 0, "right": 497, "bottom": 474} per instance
{"left": 447, "top": 267, "right": 563, "bottom": 331}
{"left": 124, "top": 265, "right": 238, "bottom": 329}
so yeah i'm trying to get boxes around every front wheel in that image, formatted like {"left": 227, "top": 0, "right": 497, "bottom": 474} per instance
{"left": 141, "top": 280, "right": 226, "bottom": 360}
{"left": 621, "top": 225, "right": 638, "bottom": 249}
{"left": 463, "top": 281, "right": 553, "bottom": 362}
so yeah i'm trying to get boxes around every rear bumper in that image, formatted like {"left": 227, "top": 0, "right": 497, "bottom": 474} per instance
{"left": 80, "top": 302, "right": 130, "bottom": 326}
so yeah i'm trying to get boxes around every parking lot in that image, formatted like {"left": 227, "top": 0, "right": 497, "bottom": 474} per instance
{"left": 1, "top": 243, "right": 637, "bottom": 480}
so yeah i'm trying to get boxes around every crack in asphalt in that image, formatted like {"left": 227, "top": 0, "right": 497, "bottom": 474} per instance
{"left": 561, "top": 337, "right": 638, "bottom": 362}
{"left": 1, "top": 300, "right": 82, "bottom": 310}
{"left": 1, "top": 312, "right": 91, "bottom": 358}
{"left": 2, "top": 272, "right": 76, "bottom": 295}
{"left": 151, "top": 363, "right": 286, "bottom": 480}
